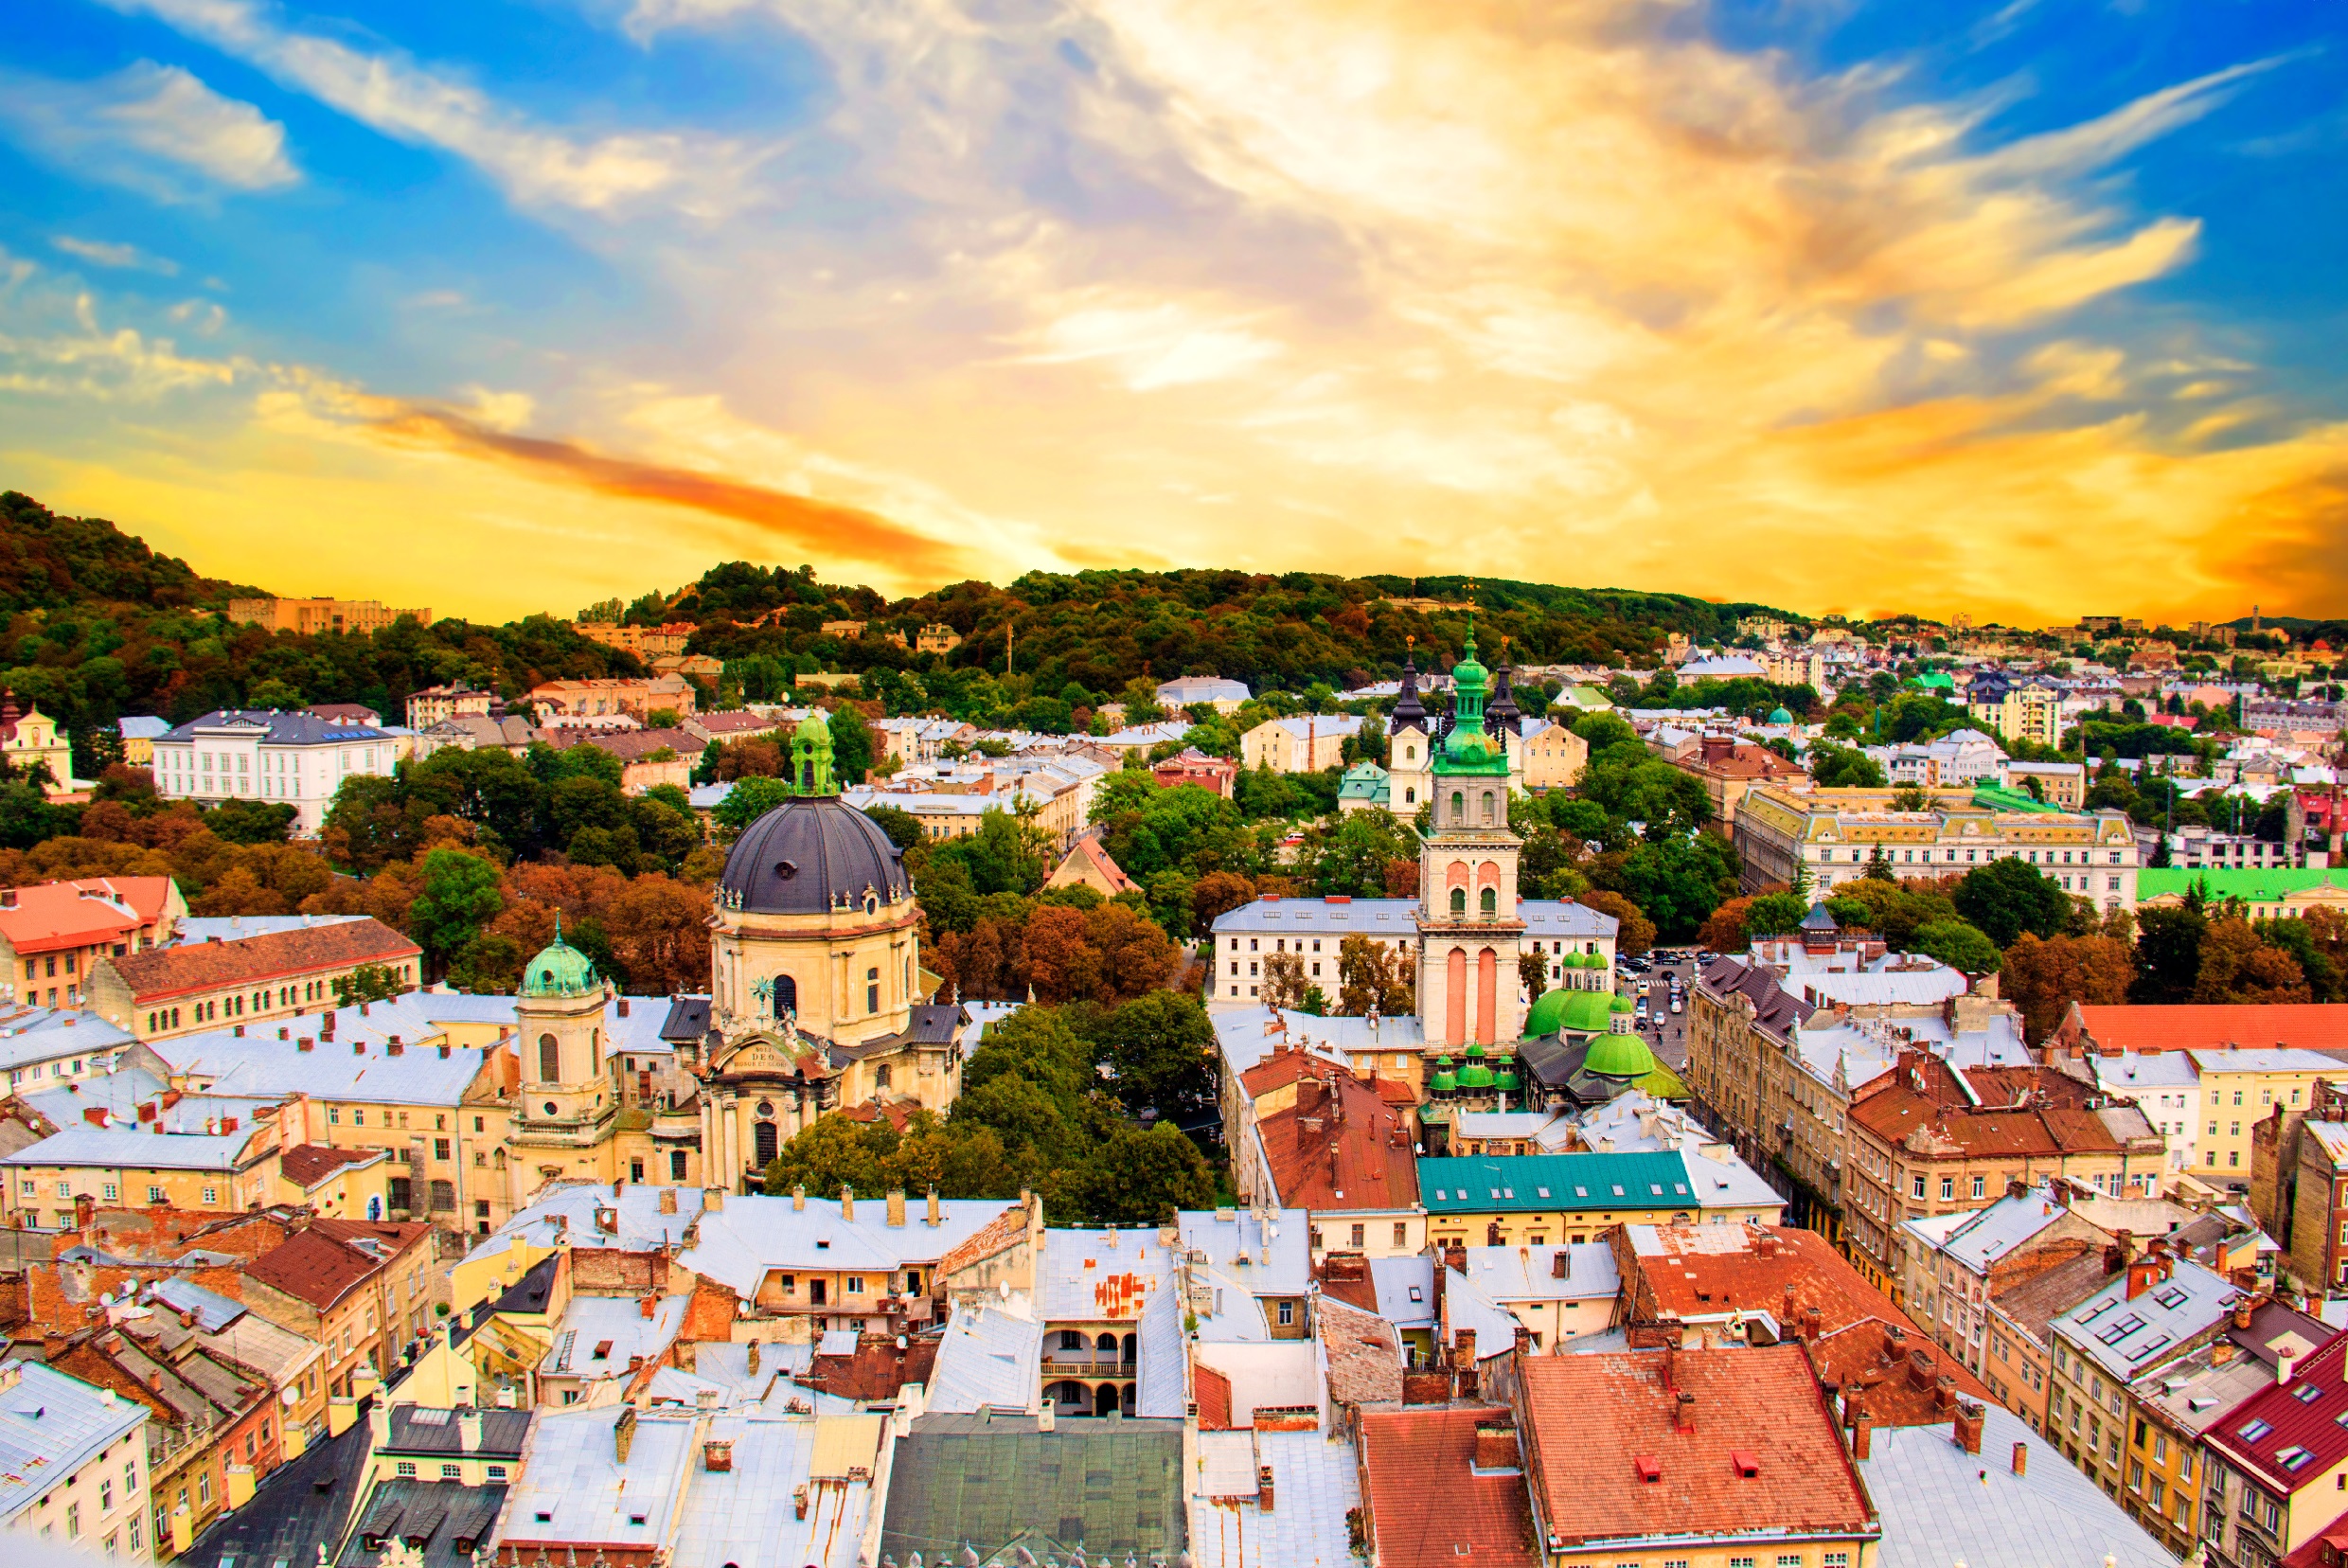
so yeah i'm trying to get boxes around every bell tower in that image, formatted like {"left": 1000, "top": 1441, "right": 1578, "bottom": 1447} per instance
{"left": 1387, "top": 639, "right": 1432, "bottom": 820}
{"left": 507, "top": 921, "right": 619, "bottom": 1197}
{"left": 1415, "top": 623, "right": 1525, "bottom": 1047}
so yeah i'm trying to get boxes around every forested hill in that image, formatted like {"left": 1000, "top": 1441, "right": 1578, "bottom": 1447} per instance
{"left": 667, "top": 562, "right": 1792, "bottom": 697}
{"left": 0, "top": 492, "right": 644, "bottom": 748}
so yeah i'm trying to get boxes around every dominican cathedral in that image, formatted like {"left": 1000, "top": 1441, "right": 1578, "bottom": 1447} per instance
{"left": 492, "top": 706, "right": 963, "bottom": 1209}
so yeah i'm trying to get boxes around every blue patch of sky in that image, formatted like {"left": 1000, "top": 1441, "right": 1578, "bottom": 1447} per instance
{"left": 1707, "top": 0, "right": 2348, "bottom": 418}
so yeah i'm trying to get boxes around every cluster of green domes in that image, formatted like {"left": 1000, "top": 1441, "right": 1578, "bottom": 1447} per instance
{"left": 1522, "top": 986, "right": 1628, "bottom": 1038}
{"left": 1456, "top": 1042, "right": 1497, "bottom": 1091}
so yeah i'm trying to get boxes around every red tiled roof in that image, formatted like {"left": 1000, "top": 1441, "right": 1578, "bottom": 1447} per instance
{"left": 797, "top": 1334, "right": 938, "bottom": 1401}
{"left": 1629, "top": 1225, "right": 1990, "bottom": 1426}
{"left": 577, "top": 727, "right": 702, "bottom": 762}
{"left": 0, "top": 878, "right": 177, "bottom": 955}
{"left": 1062, "top": 835, "right": 1136, "bottom": 894}
{"left": 1194, "top": 1364, "right": 1234, "bottom": 1431}
{"left": 1253, "top": 1062, "right": 1419, "bottom": 1212}
{"left": 2058, "top": 1004, "right": 2348, "bottom": 1055}
{"left": 693, "top": 712, "right": 779, "bottom": 734}
{"left": 1519, "top": 1345, "right": 1876, "bottom": 1551}
{"left": 106, "top": 918, "right": 420, "bottom": 1002}
{"left": 2205, "top": 1327, "right": 2348, "bottom": 1495}
{"left": 1848, "top": 1052, "right": 2134, "bottom": 1159}
{"left": 1359, "top": 1406, "right": 1539, "bottom": 1568}
{"left": 1317, "top": 1296, "right": 1403, "bottom": 1409}
{"left": 278, "top": 1144, "right": 385, "bottom": 1189}
{"left": 245, "top": 1218, "right": 430, "bottom": 1311}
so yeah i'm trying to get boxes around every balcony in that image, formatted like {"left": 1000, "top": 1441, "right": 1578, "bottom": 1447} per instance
{"left": 1041, "top": 1350, "right": 1137, "bottom": 1377}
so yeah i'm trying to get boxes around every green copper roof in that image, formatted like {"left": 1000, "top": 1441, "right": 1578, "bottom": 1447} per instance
{"left": 1768, "top": 706, "right": 1794, "bottom": 725}
{"left": 1584, "top": 1029, "right": 1658, "bottom": 1079}
{"left": 1559, "top": 990, "right": 1618, "bottom": 1034}
{"left": 1430, "top": 1056, "right": 1458, "bottom": 1093}
{"left": 1523, "top": 988, "right": 1572, "bottom": 1038}
{"left": 1433, "top": 623, "right": 1509, "bottom": 777}
{"left": 1456, "top": 1039, "right": 1496, "bottom": 1089}
{"left": 522, "top": 921, "right": 599, "bottom": 998}
{"left": 1968, "top": 783, "right": 2061, "bottom": 814}
{"left": 1494, "top": 1065, "right": 1521, "bottom": 1092}
{"left": 1610, "top": 993, "right": 1635, "bottom": 1013}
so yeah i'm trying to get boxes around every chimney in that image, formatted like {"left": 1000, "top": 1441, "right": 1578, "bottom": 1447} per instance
{"left": 1552, "top": 1251, "right": 1569, "bottom": 1280}
{"left": 1675, "top": 1391, "right": 1697, "bottom": 1433}
{"left": 614, "top": 1407, "right": 637, "bottom": 1466}
{"left": 360, "top": 1001, "right": 369, "bottom": 1017}
{"left": 747, "top": 1341, "right": 760, "bottom": 1375}
{"left": 792, "top": 1185, "right": 807, "bottom": 1212}
{"left": 841, "top": 1185, "right": 855, "bottom": 1222}
{"left": 704, "top": 1439, "right": 734, "bottom": 1474}
{"left": 1256, "top": 1464, "right": 1275, "bottom": 1512}
{"left": 1935, "top": 1375, "right": 1957, "bottom": 1414}
{"left": 352, "top": 1041, "right": 365, "bottom": 1056}
{"left": 2233, "top": 1295, "right": 2254, "bottom": 1331}
{"left": 458, "top": 1410, "right": 482, "bottom": 1452}
{"left": 1885, "top": 1325, "right": 1907, "bottom": 1360}
{"left": 927, "top": 1185, "right": 941, "bottom": 1227}
{"left": 2279, "top": 1346, "right": 2300, "bottom": 1386}
{"left": 659, "top": 1188, "right": 678, "bottom": 1215}
{"left": 1039, "top": 1397, "right": 1057, "bottom": 1434}
{"left": 791, "top": 1482, "right": 807, "bottom": 1518}
{"left": 639, "top": 1295, "right": 657, "bottom": 1320}
{"left": 1849, "top": 1398, "right": 1873, "bottom": 1461}
{"left": 386, "top": 1036, "right": 402, "bottom": 1056}
{"left": 1803, "top": 1307, "right": 1823, "bottom": 1344}
{"left": 233, "top": 1023, "right": 244, "bottom": 1037}
{"left": 887, "top": 1189, "right": 906, "bottom": 1228}
{"left": 703, "top": 1187, "right": 724, "bottom": 1212}
{"left": 618, "top": 998, "right": 631, "bottom": 1018}
{"left": 1475, "top": 1419, "right": 1520, "bottom": 1470}
{"left": 1453, "top": 1327, "right": 1476, "bottom": 1367}
{"left": 2012, "top": 1440, "right": 2029, "bottom": 1477}
{"left": 1954, "top": 1400, "right": 1984, "bottom": 1455}
{"left": 297, "top": 1037, "right": 313, "bottom": 1052}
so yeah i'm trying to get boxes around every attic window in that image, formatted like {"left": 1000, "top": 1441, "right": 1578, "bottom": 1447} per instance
{"left": 1432, "top": 1190, "right": 1447, "bottom": 1201}
{"left": 2155, "top": 1287, "right": 2190, "bottom": 1310}
{"left": 592, "top": 1340, "right": 614, "bottom": 1361}
{"left": 816, "top": 1239, "right": 830, "bottom": 1249}
{"left": 1731, "top": 1450, "right": 1760, "bottom": 1478}
{"left": 2240, "top": 1419, "right": 2274, "bottom": 1442}
{"left": 2281, "top": 1447, "right": 2316, "bottom": 1471}
{"left": 1408, "top": 1287, "right": 1423, "bottom": 1303}
{"left": 535, "top": 1512, "right": 553, "bottom": 1523}
{"left": 2294, "top": 1384, "right": 2321, "bottom": 1405}
{"left": 1674, "top": 1184, "right": 1689, "bottom": 1196}
{"left": 1574, "top": 1187, "right": 1589, "bottom": 1198}
{"left": 1634, "top": 1455, "right": 1662, "bottom": 1484}
{"left": 1611, "top": 1185, "right": 1626, "bottom": 1198}
{"left": 1536, "top": 1187, "right": 1551, "bottom": 1199}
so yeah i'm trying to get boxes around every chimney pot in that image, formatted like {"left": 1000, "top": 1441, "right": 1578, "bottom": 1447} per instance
{"left": 927, "top": 1185, "right": 941, "bottom": 1226}
{"left": 792, "top": 1185, "right": 807, "bottom": 1212}
{"left": 1256, "top": 1464, "right": 1275, "bottom": 1512}
{"left": 2012, "top": 1440, "right": 2029, "bottom": 1477}
{"left": 887, "top": 1189, "right": 907, "bottom": 1228}
{"left": 1954, "top": 1399, "right": 1984, "bottom": 1455}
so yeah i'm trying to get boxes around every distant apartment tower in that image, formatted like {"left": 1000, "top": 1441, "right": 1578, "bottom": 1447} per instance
{"left": 227, "top": 597, "right": 431, "bottom": 635}
{"left": 405, "top": 683, "right": 494, "bottom": 730}
{"left": 573, "top": 621, "right": 695, "bottom": 657}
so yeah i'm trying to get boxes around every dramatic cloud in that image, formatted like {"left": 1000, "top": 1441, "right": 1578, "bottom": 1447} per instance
{"left": 12, "top": 0, "right": 2340, "bottom": 621}
{"left": 0, "top": 62, "right": 297, "bottom": 199}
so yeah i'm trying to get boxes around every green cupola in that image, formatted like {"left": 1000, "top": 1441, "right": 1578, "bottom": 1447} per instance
{"left": 1434, "top": 622, "right": 1509, "bottom": 777}
{"left": 1456, "top": 1041, "right": 1496, "bottom": 1090}
{"left": 1584, "top": 1029, "right": 1658, "bottom": 1080}
{"left": 522, "top": 917, "right": 599, "bottom": 998}
{"left": 1493, "top": 1060, "right": 1521, "bottom": 1095}
{"left": 790, "top": 708, "right": 837, "bottom": 795}
{"left": 1429, "top": 1056, "right": 1458, "bottom": 1095}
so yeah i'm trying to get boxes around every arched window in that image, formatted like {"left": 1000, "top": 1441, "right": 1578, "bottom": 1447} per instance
{"left": 1404, "top": 788, "right": 1415, "bottom": 804}
{"left": 754, "top": 1120, "right": 779, "bottom": 1167}
{"left": 1481, "top": 791, "right": 1496, "bottom": 825}
{"left": 1450, "top": 887, "right": 1467, "bottom": 918}
{"left": 774, "top": 973, "right": 797, "bottom": 1019}
{"left": 537, "top": 1033, "right": 560, "bottom": 1083}
{"left": 590, "top": 1027, "right": 599, "bottom": 1077}
{"left": 1480, "top": 886, "right": 1497, "bottom": 919}
{"left": 1450, "top": 790, "right": 1465, "bottom": 823}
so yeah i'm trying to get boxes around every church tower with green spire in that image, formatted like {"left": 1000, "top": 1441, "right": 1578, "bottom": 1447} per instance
{"left": 1414, "top": 617, "right": 1527, "bottom": 1049}
{"left": 789, "top": 708, "right": 837, "bottom": 795}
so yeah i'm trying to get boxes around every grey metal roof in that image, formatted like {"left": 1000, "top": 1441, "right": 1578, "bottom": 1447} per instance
{"left": 0, "top": 1360, "right": 149, "bottom": 1523}
{"left": 1857, "top": 1403, "right": 2173, "bottom": 1568}
{"left": 185, "top": 1405, "right": 370, "bottom": 1564}
{"left": 160, "top": 708, "right": 389, "bottom": 743}
{"left": 668, "top": 1410, "right": 885, "bottom": 1568}
{"left": 384, "top": 1404, "right": 532, "bottom": 1459}
{"left": 880, "top": 1413, "right": 1186, "bottom": 1565}
{"left": 0, "top": 1123, "right": 249, "bottom": 1169}
{"left": 2053, "top": 1256, "right": 2238, "bottom": 1383}
{"left": 925, "top": 1306, "right": 1044, "bottom": 1416}
{"left": 1209, "top": 895, "right": 1616, "bottom": 941}
{"left": 1189, "top": 1428, "right": 1361, "bottom": 1568}
{"left": 338, "top": 1478, "right": 507, "bottom": 1568}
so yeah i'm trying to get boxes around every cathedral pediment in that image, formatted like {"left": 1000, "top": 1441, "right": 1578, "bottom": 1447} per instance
{"left": 709, "top": 1027, "right": 829, "bottom": 1081}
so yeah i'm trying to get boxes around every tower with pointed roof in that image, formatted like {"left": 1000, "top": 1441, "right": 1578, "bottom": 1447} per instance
{"left": 1414, "top": 622, "right": 1527, "bottom": 1048}
{"left": 1386, "top": 639, "right": 1433, "bottom": 819}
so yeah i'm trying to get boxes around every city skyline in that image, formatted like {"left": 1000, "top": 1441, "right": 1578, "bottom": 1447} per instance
{"left": 3, "top": 0, "right": 2344, "bottom": 625}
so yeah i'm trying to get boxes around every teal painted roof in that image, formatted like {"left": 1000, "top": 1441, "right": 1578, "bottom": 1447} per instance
{"left": 1418, "top": 1151, "right": 1696, "bottom": 1214}
{"left": 1969, "top": 783, "right": 2061, "bottom": 814}
{"left": 1768, "top": 706, "right": 1794, "bottom": 725}
{"left": 2139, "top": 867, "right": 2348, "bottom": 903}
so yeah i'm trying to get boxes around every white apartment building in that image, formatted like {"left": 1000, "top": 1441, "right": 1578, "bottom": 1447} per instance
{"left": 0, "top": 1359, "right": 153, "bottom": 1559}
{"left": 151, "top": 710, "right": 398, "bottom": 835}
{"left": 1239, "top": 714, "right": 1364, "bottom": 774}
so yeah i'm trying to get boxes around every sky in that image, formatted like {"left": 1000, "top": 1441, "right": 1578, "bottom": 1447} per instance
{"left": 2, "top": 0, "right": 2345, "bottom": 627}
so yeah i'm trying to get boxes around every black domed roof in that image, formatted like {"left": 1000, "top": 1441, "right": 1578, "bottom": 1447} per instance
{"left": 719, "top": 795, "right": 909, "bottom": 915}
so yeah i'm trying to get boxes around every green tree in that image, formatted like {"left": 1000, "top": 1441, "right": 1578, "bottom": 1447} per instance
{"left": 447, "top": 932, "right": 525, "bottom": 994}
{"left": 330, "top": 961, "right": 409, "bottom": 1006}
{"left": 1743, "top": 891, "right": 1808, "bottom": 937}
{"left": 1086, "top": 990, "right": 1218, "bottom": 1131}
{"left": 205, "top": 798, "right": 297, "bottom": 845}
{"left": 1909, "top": 919, "right": 2003, "bottom": 974}
{"left": 864, "top": 804, "right": 924, "bottom": 851}
{"left": 1951, "top": 859, "right": 2072, "bottom": 948}
{"left": 2132, "top": 901, "right": 2208, "bottom": 1004}
{"left": 930, "top": 808, "right": 1048, "bottom": 897}
{"left": 405, "top": 848, "right": 507, "bottom": 970}
{"left": 1808, "top": 743, "right": 1887, "bottom": 789}
{"left": 760, "top": 1117, "right": 900, "bottom": 1201}
{"left": 1058, "top": 1123, "right": 1217, "bottom": 1226}
{"left": 712, "top": 775, "right": 797, "bottom": 836}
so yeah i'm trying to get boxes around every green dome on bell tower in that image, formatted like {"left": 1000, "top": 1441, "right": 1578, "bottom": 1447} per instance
{"left": 521, "top": 917, "right": 599, "bottom": 998}
{"left": 1435, "top": 620, "right": 1509, "bottom": 777}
